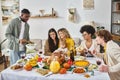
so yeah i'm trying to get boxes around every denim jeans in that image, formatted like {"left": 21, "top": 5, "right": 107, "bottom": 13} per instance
{"left": 9, "top": 50, "right": 25, "bottom": 65}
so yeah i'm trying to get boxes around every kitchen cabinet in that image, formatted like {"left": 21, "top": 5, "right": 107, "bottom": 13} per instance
{"left": 111, "top": 0, "right": 120, "bottom": 42}
{"left": 1, "top": 0, "right": 19, "bottom": 25}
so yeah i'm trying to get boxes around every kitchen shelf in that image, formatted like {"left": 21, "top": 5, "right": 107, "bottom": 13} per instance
{"left": 112, "top": 34, "right": 120, "bottom": 42}
{"left": 112, "top": 11, "right": 120, "bottom": 13}
{"left": 30, "top": 16, "right": 59, "bottom": 19}
{"left": 112, "top": 23, "right": 120, "bottom": 25}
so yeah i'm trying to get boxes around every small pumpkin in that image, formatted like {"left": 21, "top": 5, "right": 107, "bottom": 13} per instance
{"left": 59, "top": 68, "right": 67, "bottom": 74}
{"left": 63, "top": 63, "right": 71, "bottom": 69}
{"left": 50, "top": 57, "right": 60, "bottom": 73}
{"left": 24, "top": 63, "right": 32, "bottom": 71}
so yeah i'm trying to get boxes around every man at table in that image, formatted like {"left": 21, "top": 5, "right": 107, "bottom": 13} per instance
{"left": 5, "top": 9, "right": 31, "bottom": 65}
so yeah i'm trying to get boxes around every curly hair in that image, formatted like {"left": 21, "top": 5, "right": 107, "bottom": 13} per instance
{"left": 96, "top": 30, "right": 112, "bottom": 43}
{"left": 80, "top": 25, "right": 95, "bottom": 37}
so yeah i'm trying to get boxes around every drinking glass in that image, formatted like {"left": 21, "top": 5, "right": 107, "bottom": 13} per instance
{"left": 20, "top": 53, "right": 26, "bottom": 59}
{"left": 20, "top": 52, "right": 26, "bottom": 65}
{"left": 39, "top": 49, "right": 44, "bottom": 58}
{"left": 96, "top": 58, "right": 102, "bottom": 66}
{"left": 39, "top": 49, "right": 43, "bottom": 55}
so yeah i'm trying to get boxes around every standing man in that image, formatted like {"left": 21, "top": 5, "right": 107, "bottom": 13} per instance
{"left": 5, "top": 9, "right": 31, "bottom": 65}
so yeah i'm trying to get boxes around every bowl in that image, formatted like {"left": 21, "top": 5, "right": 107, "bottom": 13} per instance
{"left": 74, "top": 56, "right": 86, "bottom": 61}
{"left": 26, "top": 43, "right": 36, "bottom": 50}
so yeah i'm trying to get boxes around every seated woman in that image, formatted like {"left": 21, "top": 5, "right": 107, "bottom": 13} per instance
{"left": 44, "top": 28, "right": 59, "bottom": 56}
{"left": 58, "top": 28, "right": 75, "bottom": 56}
{"left": 91, "top": 30, "right": 120, "bottom": 80}
{"left": 77, "top": 25, "right": 100, "bottom": 57}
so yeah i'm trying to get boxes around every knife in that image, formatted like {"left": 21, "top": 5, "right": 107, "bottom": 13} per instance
{"left": 44, "top": 72, "right": 53, "bottom": 77}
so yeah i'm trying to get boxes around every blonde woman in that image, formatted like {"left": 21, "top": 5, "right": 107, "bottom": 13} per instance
{"left": 58, "top": 28, "right": 75, "bottom": 56}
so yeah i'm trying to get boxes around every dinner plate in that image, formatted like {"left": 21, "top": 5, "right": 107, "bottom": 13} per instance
{"left": 72, "top": 67, "right": 86, "bottom": 74}
{"left": 74, "top": 56, "right": 86, "bottom": 61}
{"left": 11, "top": 68, "right": 23, "bottom": 71}
{"left": 10, "top": 64, "right": 23, "bottom": 71}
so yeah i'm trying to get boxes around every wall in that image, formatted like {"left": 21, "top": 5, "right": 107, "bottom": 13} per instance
{"left": 20, "top": 0, "right": 111, "bottom": 39}
{"left": 1, "top": 0, "right": 111, "bottom": 40}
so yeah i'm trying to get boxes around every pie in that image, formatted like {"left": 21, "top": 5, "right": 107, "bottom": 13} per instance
{"left": 74, "top": 60, "right": 90, "bottom": 67}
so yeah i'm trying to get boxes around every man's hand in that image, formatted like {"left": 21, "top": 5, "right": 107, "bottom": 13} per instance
{"left": 27, "top": 41, "right": 34, "bottom": 44}
{"left": 19, "top": 39, "right": 27, "bottom": 44}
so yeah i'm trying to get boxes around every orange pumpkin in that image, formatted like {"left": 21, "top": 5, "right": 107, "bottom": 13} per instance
{"left": 59, "top": 68, "right": 67, "bottom": 74}
{"left": 24, "top": 63, "right": 32, "bottom": 71}
{"left": 63, "top": 63, "right": 71, "bottom": 69}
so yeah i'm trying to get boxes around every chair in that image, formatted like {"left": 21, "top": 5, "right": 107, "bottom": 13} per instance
{"left": 0, "top": 55, "right": 7, "bottom": 69}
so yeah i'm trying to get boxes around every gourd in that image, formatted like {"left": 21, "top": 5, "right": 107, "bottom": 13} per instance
{"left": 24, "top": 63, "right": 32, "bottom": 71}
{"left": 50, "top": 57, "right": 60, "bottom": 73}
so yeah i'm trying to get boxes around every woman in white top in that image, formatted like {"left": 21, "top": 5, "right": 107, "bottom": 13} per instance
{"left": 92, "top": 30, "right": 120, "bottom": 80}
{"left": 79, "top": 25, "right": 99, "bottom": 57}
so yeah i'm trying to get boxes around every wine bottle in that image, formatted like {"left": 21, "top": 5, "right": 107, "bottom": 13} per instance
{"left": 70, "top": 50, "right": 74, "bottom": 61}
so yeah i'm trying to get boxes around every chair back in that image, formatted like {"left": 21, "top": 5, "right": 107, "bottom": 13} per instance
{"left": 0, "top": 55, "right": 7, "bottom": 69}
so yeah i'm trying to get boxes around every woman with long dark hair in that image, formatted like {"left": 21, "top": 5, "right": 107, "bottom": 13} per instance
{"left": 44, "top": 28, "right": 59, "bottom": 56}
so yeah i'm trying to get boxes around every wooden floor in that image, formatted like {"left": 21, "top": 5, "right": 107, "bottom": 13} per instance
{"left": 0, "top": 61, "right": 10, "bottom": 72}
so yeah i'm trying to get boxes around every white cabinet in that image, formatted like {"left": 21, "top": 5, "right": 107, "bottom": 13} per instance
{"left": 1, "top": 0, "right": 19, "bottom": 25}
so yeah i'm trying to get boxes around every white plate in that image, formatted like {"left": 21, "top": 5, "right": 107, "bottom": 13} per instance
{"left": 74, "top": 56, "right": 86, "bottom": 61}
{"left": 11, "top": 68, "right": 23, "bottom": 71}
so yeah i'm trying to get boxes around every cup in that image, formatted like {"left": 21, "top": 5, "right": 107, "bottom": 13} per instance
{"left": 20, "top": 53, "right": 26, "bottom": 59}
{"left": 39, "top": 49, "right": 43, "bottom": 55}
{"left": 96, "top": 58, "right": 102, "bottom": 66}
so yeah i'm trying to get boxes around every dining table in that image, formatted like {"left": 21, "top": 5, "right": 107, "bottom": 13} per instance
{"left": 0, "top": 53, "right": 110, "bottom": 80}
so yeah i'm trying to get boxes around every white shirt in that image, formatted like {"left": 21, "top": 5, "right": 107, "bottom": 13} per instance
{"left": 80, "top": 39, "right": 99, "bottom": 57}
{"left": 19, "top": 21, "right": 25, "bottom": 51}
{"left": 19, "top": 21, "right": 25, "bottom": 39}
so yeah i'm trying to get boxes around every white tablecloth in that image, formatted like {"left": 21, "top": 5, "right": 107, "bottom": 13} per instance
{"left": 0, "top": 58, "right": 110, "bottom": 80}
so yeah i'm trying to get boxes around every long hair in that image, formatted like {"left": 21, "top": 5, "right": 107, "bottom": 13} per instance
{"left": 96, "top": 30, "right": 112, "bottom": 43}
{"left": 58, "top": 28, "right": 71, "bottom": 40}
{"left": 48, "top": 28, "right": 59, "bottom": 52}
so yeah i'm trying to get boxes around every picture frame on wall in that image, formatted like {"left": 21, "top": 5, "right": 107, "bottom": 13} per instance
{"left": 83, "top": 0, "right": 94, "bottom": 10}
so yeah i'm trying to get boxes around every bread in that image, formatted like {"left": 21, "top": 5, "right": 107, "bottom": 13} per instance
{"left": 11, "top": 65, "right": 23, "bottom": 70}
{"left": 37, "top": 69, "right": 49, "bottom": 75}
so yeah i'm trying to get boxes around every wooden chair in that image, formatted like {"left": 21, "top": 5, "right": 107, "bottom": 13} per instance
{"left": 0, "top": 55, "right": 7, "bottom": 69}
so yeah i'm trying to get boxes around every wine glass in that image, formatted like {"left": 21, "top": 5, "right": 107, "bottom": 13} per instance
{"left": 84, "top": 51, "right": 88, "bottom": 57}
{"left": 96, "top": 58, "right": 102, "bottom": 66}
{"left": 39, "top": 49, "right": 43, "bottom": 55}
{"left": 39, "top": 49, "right": 44, "bottom": 58}
{"left": 20, "top": 53, "right": 26, "bottom": 60}
{"left": 20, "top": 52, "right": 26, "bottom": 65}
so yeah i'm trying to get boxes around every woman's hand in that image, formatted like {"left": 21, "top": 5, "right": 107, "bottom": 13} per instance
{"left": 99, "top": 65, "right": 109, "bottom": 72}
{"left": 91, "top": 50, "right": 97, "bottom": 55}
